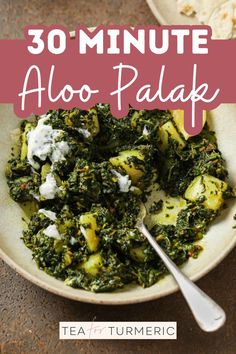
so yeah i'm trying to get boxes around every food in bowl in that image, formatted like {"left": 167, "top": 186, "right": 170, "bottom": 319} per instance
{"left": 5, "top": 105, "right": 234, "bottom": 292}
{"left": 177, "top": 0, "right": 236, "bottom": 39}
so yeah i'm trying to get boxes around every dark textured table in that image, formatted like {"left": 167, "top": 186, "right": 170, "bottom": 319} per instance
{"left": 0, "top": 1, "right": 236, "bottom": 353}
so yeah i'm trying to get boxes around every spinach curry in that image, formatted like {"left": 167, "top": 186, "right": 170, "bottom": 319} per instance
{"left": 6, "top": 105, "right": 234, "bottom": 292}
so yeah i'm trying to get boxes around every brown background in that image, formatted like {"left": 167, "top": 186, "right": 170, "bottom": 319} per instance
{"left": 0, "top": 1, "right": 235, "bottom": 353}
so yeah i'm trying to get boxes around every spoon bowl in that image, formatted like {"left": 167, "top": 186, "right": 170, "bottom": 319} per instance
{"left": 136, "top": 202, "right": 226, "bottom": 332}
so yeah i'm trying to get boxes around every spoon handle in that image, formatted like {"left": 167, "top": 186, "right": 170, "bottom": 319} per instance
{"left": 138, "top": 222, "right": 226, "bottom": 332}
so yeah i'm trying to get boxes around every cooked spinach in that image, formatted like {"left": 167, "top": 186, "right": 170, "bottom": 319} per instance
{"left": 6, "top": 106, "right": 234, "bottom": 292}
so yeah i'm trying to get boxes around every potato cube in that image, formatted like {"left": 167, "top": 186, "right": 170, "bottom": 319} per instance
{"left": 184, "top": 174, "right": 228, "bottom": 210}
{"left": 80, "top": 213, "right": 100, "bottom": 252}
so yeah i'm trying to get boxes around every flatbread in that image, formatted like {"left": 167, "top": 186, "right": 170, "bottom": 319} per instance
{"left": 208, "top": 1, "right": 236, "bottom": 39}
{"left": 177, "top": 0, "right": 236, "bottom": 39}
{"left": 177, "top": 0, "right": 225, "bottom": 21}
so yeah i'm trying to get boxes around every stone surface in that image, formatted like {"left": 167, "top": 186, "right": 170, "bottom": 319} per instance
{"left": 0, "top": 1, "right": 236, "bottom": 353}
{"left": 1, "top": 250, "right": 236, "bottom": 354}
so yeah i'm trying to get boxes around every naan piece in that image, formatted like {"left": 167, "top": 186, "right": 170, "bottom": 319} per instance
{"left": 177, "top": 0, "right": 236, "bottom": 39}
{"left": 208, "top": 1, "right": 236, "bottom": 39}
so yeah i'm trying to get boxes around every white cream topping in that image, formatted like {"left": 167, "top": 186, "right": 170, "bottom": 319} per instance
{"left": 27, "top": 114, "right": 69, "bottom": 169}
{"left": 38, "top": 208, "right": 57, "bottom": 221}
{"left": 111, "top": 170, "right": 132, "bottom": 193}
{"left": 142, "top": 125, "right": 149, "bottom": 136}
{"left": 77, "top": 128, "right": 91, "bottom": 138}
{"left": 70, "top": 237, "right": 77, "bottom": 245}
{"left": 39, "top": 173, "right": 59, "bottom": 199}
{"left": 50, "top": 141, "right": 70, "bottom": 163}
{"left": 43, "top": 224, "right": 60, "bottom": 239}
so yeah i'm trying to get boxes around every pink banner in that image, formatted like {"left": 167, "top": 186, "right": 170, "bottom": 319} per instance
{"left": 0, "top": 25, "right": 236, "bottom": 135}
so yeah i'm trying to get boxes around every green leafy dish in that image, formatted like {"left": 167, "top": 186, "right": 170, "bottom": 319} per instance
{"left": 6, "top": 105, "right": 235, "bottom": 292}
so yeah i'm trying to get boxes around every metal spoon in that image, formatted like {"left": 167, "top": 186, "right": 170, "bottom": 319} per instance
{"left": 136, "top": 202, "right": 226, "bottom": 332}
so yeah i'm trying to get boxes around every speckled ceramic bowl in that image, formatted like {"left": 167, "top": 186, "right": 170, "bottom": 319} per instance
{"left": 0, "top": 104, "right": 236, "bottom": 304}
